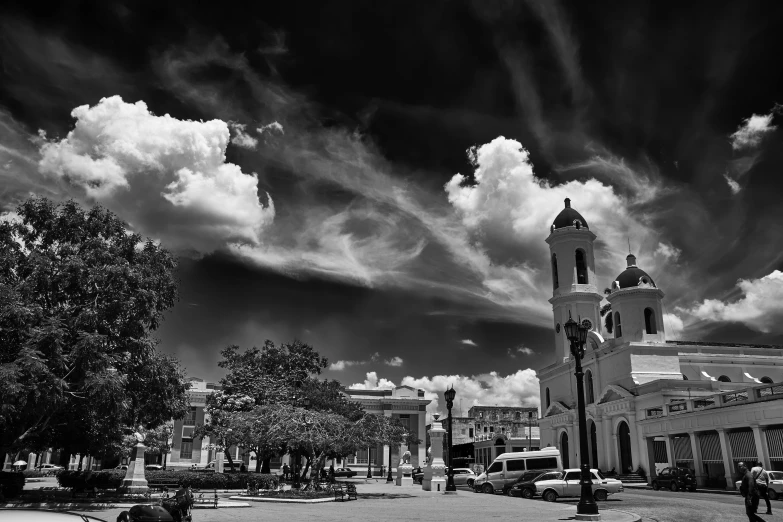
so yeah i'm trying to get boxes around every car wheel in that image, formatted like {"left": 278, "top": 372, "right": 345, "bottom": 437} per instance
{"left": 467, "top": 479, "right": 474, "bottom": 488}
{"left": 521, "top": 488, "right": 534, "bottom": 499}
{"left": 542, "top": 490, "right": 558, "bottom": 503}
{"left": 594, "top": 489, "right": 608, "bottom": 502}
{"left": 670, "top": 482, "right": 678, "bottom": 492}
{"left": 652, "top": 481, "right": 660, "bottom": 491}
{"left": 769, "top": 489, "right": 778, "bottom": 501}
{"left": 116, "top": 512, "right": 130, "bottom": 522}
{"left": 482, "top": 483, "right": 494, "bottom": 494}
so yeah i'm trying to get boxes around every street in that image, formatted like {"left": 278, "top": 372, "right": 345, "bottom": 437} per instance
{"left": 63, "top": 481, "right": 770, "bottom": 522}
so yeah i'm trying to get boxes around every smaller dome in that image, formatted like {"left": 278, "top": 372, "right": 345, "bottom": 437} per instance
{"left": 613, "top": 254, "right": 656, "bottom": 289}
{"left": 551, "top": 198, "right": 589, "bottom": 231}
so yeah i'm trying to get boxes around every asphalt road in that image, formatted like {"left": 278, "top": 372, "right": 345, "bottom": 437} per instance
{"left": 553, "top": 488, "right": 769, "bottom": 522}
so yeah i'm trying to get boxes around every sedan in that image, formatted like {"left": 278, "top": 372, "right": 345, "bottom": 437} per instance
{"left": 36, "top": 464, "right": 64, "bottom": 475}
{"left": 535, "top": 469, "right": 623, "bottom": 502}
{"left": 144, "top": 464, "right": 164, "bottom": 471}
{"left": 652, "top": 467, "right": 696, "bottom": 492}
{"left": 735, "top": 470, "right": 783, "bottom": 499}
{"left": 508, "top": 470, "right": 561, "bottom": 498}
{"left": 333, "top": 468, "right": 358, "bottom": 478}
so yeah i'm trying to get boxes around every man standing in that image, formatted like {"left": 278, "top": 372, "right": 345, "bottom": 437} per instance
{"left": 753, "top": 462, "right": 772, "bottom": 515}
{"left": 739, "top": 462, "right": 765, "bottom": 522}
{"left": 282, "top": 463, "right": 290, "bottom": 481}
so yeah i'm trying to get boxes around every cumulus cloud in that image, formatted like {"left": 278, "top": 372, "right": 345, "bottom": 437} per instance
{"left": 662, "top": 313, "right": 684, "bottom": 338}
{"left": 258, "top": 121, "right": 284, "bottom": 136}
{"left": 730, "top": 105, "right": 781, "bottom": 151}
{"left": 349, "top": 371, "right": 396, "bottom": 390}
{"left": 723, "top": 173, "right": 741, "bottom": 195}
{"left": 329, "top": 360, "right": 360, "bottom": 371}
{"left": 384, "top": 356, "right": 404, "bottom": 367}
{"left": 460, "top": 339, "right": 478, "bottom": 347}
{"left": 507, "top": 346, "right": 535, "bottom": 358}
{"left": 655, "top": 242, "right": 682, "bottom": 262}
{"left": 687, "top": 270, "right": 783, "bottom": 333}
{"left": 350, "top": 370, "right": 539, "bottom": 419}
{"left": 37, "top": 96, "right": 274, "bottom": 253}
{"left": 229, "top": 122, "right": 258, "bottom": 149}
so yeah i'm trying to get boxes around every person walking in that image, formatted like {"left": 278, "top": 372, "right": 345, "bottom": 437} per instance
{"left": 739, "top": 462, "right": 765, "bottom": 522}
{"left": 753, "top": 462, "right": 772, "bottom": 515}
{"left": 282, "top": 463, "right": 290, "bottom": 481}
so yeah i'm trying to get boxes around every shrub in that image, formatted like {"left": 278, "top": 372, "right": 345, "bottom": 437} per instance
{"left": 22, "top": 469, "right": 47, "bottom": 478}
{"left": 145, "top": 470, "right": 278, "bottom": 490}
{"left": 0, "top": 472, "right": 26, "bottom": 498}
{"left": 56, "top": 470, "right": 125, "bottom": 490}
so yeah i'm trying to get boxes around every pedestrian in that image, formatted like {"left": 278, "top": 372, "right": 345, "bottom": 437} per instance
{"left": 329, "top": 464, "right": 335, "bottom": 484}
{"left": 753, "top": 461, "right": 772, "bottom": 515}
{"left": 739, "top": 462, "right": 765, "bottom": 522}
{"left": 240, "top": 462, "right": 247, "bottom": 473}
{"left": 282, "top": 463, "right": 290, "bottom": 481}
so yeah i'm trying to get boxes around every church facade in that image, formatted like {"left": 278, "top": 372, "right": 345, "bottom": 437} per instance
{"left": 538, "top": 198, "right": 783, "bottom": 489}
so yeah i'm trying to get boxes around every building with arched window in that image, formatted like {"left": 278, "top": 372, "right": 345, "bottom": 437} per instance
{"left": 538, "top": 198, "right": 783, "bottom": 491}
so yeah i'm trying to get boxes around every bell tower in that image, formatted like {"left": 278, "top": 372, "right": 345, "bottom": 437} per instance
{"left": 546, "top": 198, "right": 604, "bottom": 363}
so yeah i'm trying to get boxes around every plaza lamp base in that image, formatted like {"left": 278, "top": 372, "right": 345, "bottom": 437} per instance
{"left": 575, "top": 514, "right": 601, "bottom": 521}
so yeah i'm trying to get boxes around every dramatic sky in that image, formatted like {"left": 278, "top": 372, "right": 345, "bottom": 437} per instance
{"left": 3, "top": 0, "right": 783, "bottom": 417}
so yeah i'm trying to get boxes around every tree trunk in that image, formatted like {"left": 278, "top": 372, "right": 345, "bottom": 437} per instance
{"left": 224, "top": 448, "right": 234, "bottom": 471}
{"left": 261, "top": 457, "right": 271, "bottom": 474}
{"left": 300, "top": 455, "right": 311, "bottom": 482}
{"left": 163, "top": 452, "right": 167, "bottom": 470}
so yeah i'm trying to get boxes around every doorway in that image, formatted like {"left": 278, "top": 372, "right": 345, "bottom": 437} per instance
{"left": 560, "top": 431, "right": 569, "bottom": 469}
{"left": 618, "top": 421, "right": 632, "bottom": 473}
{"left": 589, "top": 420, "right": 598, "bottom": 469}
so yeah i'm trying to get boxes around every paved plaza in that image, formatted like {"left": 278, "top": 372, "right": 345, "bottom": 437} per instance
{"left": 17, "top": 478, "right": 763, "bottom": 522}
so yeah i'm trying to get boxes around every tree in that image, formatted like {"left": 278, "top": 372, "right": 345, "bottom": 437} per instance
{"left": 0, "top": 197, "right": 189, "bottom": 458}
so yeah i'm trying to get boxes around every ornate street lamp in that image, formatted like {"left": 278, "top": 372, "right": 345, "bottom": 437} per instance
{"left": 387, "top": 444, "right": 394, "bottom": 483}
{"left": 366, "top": 446, "right": 373, "bottom": 479}
{"left": 444, "top": 385, "right": 457, "bottom": 492}
{"left": 564, "top": 313, "right": 599, "bottom": 518}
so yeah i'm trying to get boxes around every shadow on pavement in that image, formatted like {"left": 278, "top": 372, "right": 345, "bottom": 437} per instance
{"left": 359, "top": 493, "right": 417, "bottom": 500}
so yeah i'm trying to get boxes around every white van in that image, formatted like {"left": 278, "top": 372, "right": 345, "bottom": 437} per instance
{"left": 473, "top": 448, "right": 563, "bottom": 494}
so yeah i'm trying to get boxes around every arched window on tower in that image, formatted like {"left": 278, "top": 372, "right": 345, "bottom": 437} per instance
{"left": 552, "top": 254, "right": 559, "bottom": 290}
{"left": 575, "top": 249, "right": 588, "bottom": 284}
{"left": 614, "top": 312, "right": 622, "bottom": 338}
{"left": 718, "top": 375, "right": 731, "bottom": 382}
{"left": 585, "top": 370, "right": 595, "bottom": 404}
{"left": 644, "top": 308, "right": 657, "bottom": 334}
{"left": 546, "top": 388, "right": 551, "bottom": 409}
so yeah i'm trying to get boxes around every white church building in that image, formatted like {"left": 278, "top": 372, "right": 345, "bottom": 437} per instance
{"left": 538, "top": 198, "right": 783, "bottom": 489}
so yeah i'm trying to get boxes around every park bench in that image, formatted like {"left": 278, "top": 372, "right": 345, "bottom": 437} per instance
{"left": 333, "top": 483, "right": 357, "bottom": 502}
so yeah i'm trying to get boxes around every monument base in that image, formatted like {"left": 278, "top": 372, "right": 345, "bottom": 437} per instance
{"left": 575, "top": 515, "right": 601, "bottom": 521}
{"left": 118, "top": 442, "right": 148, "bottom": 495}
{"left": 423, "top": 478, "right": 446, "bottom": 491}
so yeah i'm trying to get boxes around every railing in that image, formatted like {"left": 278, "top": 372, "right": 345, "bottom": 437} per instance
{"left": 693, "top": 397, "right": 716, "bottom": 410}
{"left": 646, "top": 407, "right": 663, "bottom": 419}
{"left": 722, "top": 391, "right": 749, "bottom": 404}
{"left": 668, "top": 401, "right": 688, "bottom": 413}
{"left": 757, "top": 384, "right": 783, "bottom": 399}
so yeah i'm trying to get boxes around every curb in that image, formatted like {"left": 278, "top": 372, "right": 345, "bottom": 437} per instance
{"left": 230, "top": 495, "right": 335, "bottom": 504}
{"left": 0, "top": 501, "right": 250, "bottom": 509}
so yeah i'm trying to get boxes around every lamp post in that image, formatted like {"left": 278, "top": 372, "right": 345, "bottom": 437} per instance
{"left": 564, "top": 313, "right": 599, "bottom": 518}
{"left": 528, "top": 411, "right": 532, "bottom": 451}
{"left": 366, "top": 447, "right": 373, "bottom": 479}
{"left": 291, "top": 381, "right": 309, "bottom": 490}
{"left": 444, "top": 385, "right": 457, "bottom": 492}
{"left": 387, "top": 445, "right": 393, "bottom": 483}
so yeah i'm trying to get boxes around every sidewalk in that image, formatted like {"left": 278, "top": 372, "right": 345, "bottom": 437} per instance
{"left": 622, "top": 482, "right": 740, "bottom": 495}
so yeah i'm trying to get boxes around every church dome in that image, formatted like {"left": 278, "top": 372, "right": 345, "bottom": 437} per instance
{"left": 551, "top": 198, "right": 589, "bottom": 231}
{"left": 614, "top": 254, "right": 656, "bottom": 289}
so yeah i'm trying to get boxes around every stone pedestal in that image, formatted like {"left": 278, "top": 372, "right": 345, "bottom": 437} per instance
{"left": 119, "top": 443, "right": 148, "bottom": 495}
{"left": 423, "top": 415, "right": 447, "bottom": 492}
{"left": 395, "top": 449, "right": 414, "bottom": 486}
{"left": 216, "top": 450, "right": 225, "bottom": 473}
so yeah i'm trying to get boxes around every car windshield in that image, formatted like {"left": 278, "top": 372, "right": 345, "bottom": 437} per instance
{"left": 536, "top": 472, "right": 562, "bottom": 481}
{"left": 594, "top": 470, "right": 606, "bottom": 479}
{"left": 770, "top": 472, "right": 783, "bottom": 481}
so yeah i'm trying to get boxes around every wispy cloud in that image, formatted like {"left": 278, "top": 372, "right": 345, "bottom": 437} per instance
{"left": 723, "top": 173, "right": 741, "bottom": 195}
{"left": 507, "top": 346, "right": 535, "bottom": 358}
{"left": 384, "top": 356, "right": 404, "bottom": 367}
{"left": 460, "top": 339, "right": 478, "bottom": 347}
{"left": 229, "top": 122, "right": 258, "bottom": 149}
{"left": 329, "top": 360, "right": 360, "bottom": 371}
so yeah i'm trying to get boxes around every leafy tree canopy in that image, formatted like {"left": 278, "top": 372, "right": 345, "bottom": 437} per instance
{"left": 0, "top": 197, "right": 189, "bottom": 457}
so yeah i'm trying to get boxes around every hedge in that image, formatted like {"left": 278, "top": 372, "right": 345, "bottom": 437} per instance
{"left": 57, "top": 470, "right": 125, "bottom": 490}
{"left": 146, "top": 470, "right": 278, "bottom": 490}
{"left": 22, "top": 469, "right": 48, "bottom": 478}
{"left": 0, "top": 472, "right": 26, "bottom": 498}
{"left": 55, "top": 470, "right": 278, "bottom": 491}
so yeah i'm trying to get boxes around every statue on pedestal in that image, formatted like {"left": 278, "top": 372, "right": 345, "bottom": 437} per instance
{"left": 395, "top": 448, "right": 414, "bottom": 486}
{"left": 119, "top": 432, "right": 149, "bottom": 495}
{"left": 422, "top": 414, "right": 447, "bottom": 491}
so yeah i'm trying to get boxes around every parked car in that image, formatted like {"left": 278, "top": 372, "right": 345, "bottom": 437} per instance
{"left": 114, "top": 465, "right": 128, "bottom": 471}
{"left": 735, "top": 470, "right": 783, "bottom": 499}
{"left": 35, "top": 463, "right": 64, "bottom": 475}
{"left": 535, "top": 468, "right": 623, "bottom": 502}
{"left": 333, "top": 467, "right": 358, "bottom": 478}
{"left": 145, "top": 464, "right": 164, "bottom": 471}
{"left": 507, "top": 470, "right": 560, "bottom": 498}
{"left": 473, "top": 448, "right": 563, "bottom": 494}
{"left": 652, "top": 467, "right": 696, "bottom": 492}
